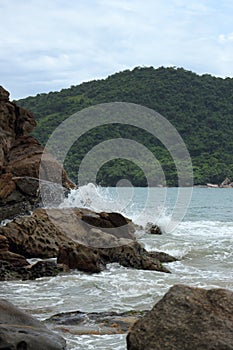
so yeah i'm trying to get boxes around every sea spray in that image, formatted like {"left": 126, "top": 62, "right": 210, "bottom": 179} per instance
{"left": 59, "top": 183, "right": 172, "bottom": 232}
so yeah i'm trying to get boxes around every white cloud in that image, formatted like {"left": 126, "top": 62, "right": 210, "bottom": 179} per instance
{"left": 1, "top": 0, "right": 233, "bottom": 99}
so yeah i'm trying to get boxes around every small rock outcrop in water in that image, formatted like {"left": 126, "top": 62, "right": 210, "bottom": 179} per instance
{"left": 145, "top": 222, "right": 162, "bottom": 235}
{"left": 46, "top": 310, "right": 147, "bottom": 335}
{"left": 0, "top": 208, "right": 173, "bottom": 274}
{"left": 0, "top": 86, "right": 74, "bottom": 221}
{"left": 127, "top": 284, "right": 233, "bottom": 350}
{"left": 0, "top": 299, "right": 66, "bottom": 349}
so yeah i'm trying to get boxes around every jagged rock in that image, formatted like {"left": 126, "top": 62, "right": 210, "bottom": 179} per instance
{"left": 0, "top": 299, "right": 66, "bottom": 349}
{"left": 0, "top": 208, "right": 136, "bottom": 258}
{"left": 148, "top": 251, "right": 178, "bottom": 263}
{"left": 0, "top": 208, "right": 173, "bottom": 273}
{"left": 0, "top": 234, "right": 29, "bottom": 269}
{"left": 0, "top": 259, "right": 66, "bottom": 281}
{"left": 98, "top": 241, "right": 170, "bottom": 272}
{"left": 82, "top": 211, "right": 135, "bottom": 240}
{"left": 127, "top": 284, "right": 233, "bottom": 350}
{"left": 0, "top": 86, "right": 75, "bottom": 222}
{"left": 145, "top": 222, "right": 162, "bottom": 234}
{"left": 57, "top": 244, "right": 103, "bottom": 273}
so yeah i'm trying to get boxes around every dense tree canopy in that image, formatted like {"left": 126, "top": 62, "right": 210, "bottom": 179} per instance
{"left": 16, "top": 66, "right": 233, "bottom": 186}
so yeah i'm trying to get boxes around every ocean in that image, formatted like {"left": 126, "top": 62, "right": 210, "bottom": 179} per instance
{"left": 0, "top": 186, "right": 233, "bottom": 349}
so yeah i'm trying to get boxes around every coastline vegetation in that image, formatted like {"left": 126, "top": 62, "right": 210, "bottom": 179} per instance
{"left": 16, "top": 66, "right": 233, "bottom": 186}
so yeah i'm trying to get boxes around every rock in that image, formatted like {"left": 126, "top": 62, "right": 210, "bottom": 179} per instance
{"left": 0, "top": 207, "right": 174, "bottom": 273}
{"left": 0, "top": 208, "right": 73, "bottom": 258}
{"left": 0, "top": 259, "right": 65, "bottom": 281}
{"left": 82, "top": 211, "right": 135, "bottom": 240}
{"left": 148, "top": 251, "right": 178, "bottom": 263}
{"left": 0, "top": 299, "right": 66, "bottom": 349}
{"left": 220, "top": 177, "right": 233, "bottom": 188}
{"left": 145, "top": 222, "right": 162, "bottom": 234}
{"left": 127, "top": 284, "right": 233, "bottom": 350}
{"left": 99, "top": 241, "right": 171, "bottom": 272}
{"left": 46, "top": 310, "right": 147, "bottom": 335}
{"left": 57, "top": 244, "right": 103, "bottom": 273}
{"left": 0, "top": 207, "right": 136, "bottom": 258}
{"left": 0, "top": 86, "right": 75, "bottom": 222}
{"left": 0, "top": 234, "right": 29, "bottom": 269}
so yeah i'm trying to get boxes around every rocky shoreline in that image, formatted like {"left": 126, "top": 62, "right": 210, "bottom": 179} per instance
{"left": 1, "top": 86, "right": 233, "bottom": 350}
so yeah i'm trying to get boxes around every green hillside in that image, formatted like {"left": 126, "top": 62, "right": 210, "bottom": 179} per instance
{"left": 16, "top": 66, "right": 233, "bottom": 186}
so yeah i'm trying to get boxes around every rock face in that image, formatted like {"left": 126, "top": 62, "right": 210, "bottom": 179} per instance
{"left": 0, "top": 86, "right": 74, "bottom": 221}
{"left": 0, "top": 234, "right": 29, "bottom": 267}
{"left": 127, "top": 284, "right": 233, "bottom": 350}
{"left": 0, "top": 207, "right": 173, "bottom": 274}
{"left": 0, "top": 299, "right": 66, "bottom": 349}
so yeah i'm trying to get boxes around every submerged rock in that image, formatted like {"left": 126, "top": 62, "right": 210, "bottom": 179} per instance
{"left": 46, "top": 310, "right": 147, "bottom": 335}
{"left": 127, "top": 284, "right": 233, "bottom": 350}
{"left": 0, "top": 299, "right": 66, "bottom": 349}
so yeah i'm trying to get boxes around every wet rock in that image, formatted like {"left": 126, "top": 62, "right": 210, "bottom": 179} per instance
{"left": 0, "top": 298, "right": 66, "bottom": 349}
{"left": 148, "top": 251, "right": 178, "bottom": 263}
{"left": 0, "top": 207, "right": 174, "bottom": 273}
{"left": 82, "top": 211, "right": 135, "bottom": 240}
{"left": 145, "top": 222, "right": 162, "bottom": 234}
{"left": 99, "top": 241, "right": 171, "bottom": 273}
{"left": 57, "top": 244, "right": 103, "bottom": 273}
{"left": 0, "top": 259, "right": 65, "bottom": 281}
{"left": 127, "top": 284, "right": 233, "bottom": 350}
{"left": 0, "top": 260, "right": 27, "bottom": 281}
{"left": 0, "top": 208, "right": 73, "bottom": 258}
{"left": 46, "top": 310, "right": 147, "bottom": 335}
{"left": 26, "top": 260, "right": 65, "bottom": 280}
{"left": 0, "top": 208, "right": 135, "bottom": 258}
{"left": 0, "top": 86, "right": 75, "bottom": 222}
{"left": 0, "top": 234, "right": 29, "bottom": 269}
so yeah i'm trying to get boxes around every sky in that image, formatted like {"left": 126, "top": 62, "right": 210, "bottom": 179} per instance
{"left": 1, "top": 0, "right": 233, "bottom": 99}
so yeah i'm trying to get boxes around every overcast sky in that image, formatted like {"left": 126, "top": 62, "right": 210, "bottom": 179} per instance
{"left": 1, "top": 0, "right": 233, "bottom": 99}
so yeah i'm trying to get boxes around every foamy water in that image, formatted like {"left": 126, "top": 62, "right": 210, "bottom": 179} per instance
{"left": 1, "top": 186, "right": 233, "bottom": 350}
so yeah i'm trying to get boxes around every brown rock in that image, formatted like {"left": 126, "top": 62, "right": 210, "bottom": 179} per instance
{"left": 0, "top": 85, "right": 10, "bottom": 102}
{"left": 0, "top": 207, "right": 173, "bottom": 273}
{"left": 99, "top": 241, "right": 170, "bottom": 273}
{"left": 127, "top": 284, "right": 233, "bottom": 350}
{"left": 0, "top": 173, "right": 16, "bottom": 198}
{"left": 0, "top": 234, "right": 29, "bottom": 267}
{"left": 0, "top": 86, "right": 75, "bottom": 221}
{"left": 0, "top": 250, "right": 29, "bottom": 268}
{"left": 0, "top": 234, "right": 9, "bottom": 250}
{"left": 58, "top": 244, "right": 103, "bottom": 273}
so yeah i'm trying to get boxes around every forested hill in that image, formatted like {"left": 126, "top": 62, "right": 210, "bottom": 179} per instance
{"left": 16, "top": 66, "right": 233, "bottom": 186}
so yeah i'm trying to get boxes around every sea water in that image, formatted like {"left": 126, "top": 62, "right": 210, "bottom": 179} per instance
{"left": 0, "top": 186, "right": 233, "bottom": 349}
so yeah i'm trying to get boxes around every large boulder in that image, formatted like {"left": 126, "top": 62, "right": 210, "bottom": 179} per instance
{"left": 127, "top": 284, "right": 233, "bottom": 350}
{"left": 0, "top": 299, "right": 66, "bottom": 349}
{"left": 0, "top": 207, "right": 173, "bottom": 274}
{"left": 0, "top": 208, "right": 136, "bottom": 258}
{"left": 0, "top": 86, "right": 75, "bottom": 222}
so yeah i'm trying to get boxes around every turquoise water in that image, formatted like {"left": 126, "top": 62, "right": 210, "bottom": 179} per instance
{"left": 0, "top": 187, "right": 232, "bottom": 349}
